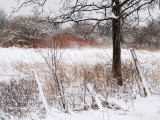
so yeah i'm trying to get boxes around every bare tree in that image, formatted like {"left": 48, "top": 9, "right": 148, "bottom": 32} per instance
{"left": 15, "top": 0, "right": 159, "bottom": 86}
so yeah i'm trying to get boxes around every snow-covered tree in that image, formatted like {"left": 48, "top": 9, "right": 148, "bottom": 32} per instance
{"left": 3, "top": 16, "right": 58, "bottom": 45}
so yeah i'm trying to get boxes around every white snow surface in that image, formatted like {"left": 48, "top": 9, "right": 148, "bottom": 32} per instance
{"left": 0, "top": 47, "right": 160, "bottom": 120}
{"left": 45, "top": 96, "right": 160, "bottom": 120}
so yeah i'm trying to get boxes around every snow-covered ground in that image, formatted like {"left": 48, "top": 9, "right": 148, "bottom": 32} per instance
{"left": 0, "top": 47, "right": 160, "bottom": 120}
{"left": 1, "top": 47, "right": 160, "bottom": 79}
{"left": 1, "top": 47, "right": 160, "bottom": 67}
{"left": 41, "top": 96, "right": 160, "bottom": 120}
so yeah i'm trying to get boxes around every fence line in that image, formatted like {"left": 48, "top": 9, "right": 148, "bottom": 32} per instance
{"left": 0, "top": 73, "right": 160, "bottom": 117}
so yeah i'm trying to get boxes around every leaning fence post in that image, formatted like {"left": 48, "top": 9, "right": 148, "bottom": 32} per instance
{"left": 33, "top": 69, "right": 49, "bottom": 113}
{"left": 86, "top": 83, "right": 104, "bottom": 110}
{"left": 130, "top": 49, "right": 151, "bottom": 97}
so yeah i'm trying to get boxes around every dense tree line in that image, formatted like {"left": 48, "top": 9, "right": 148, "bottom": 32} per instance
{"left": 0, "top": 8, "right": 160, "bottom": 49}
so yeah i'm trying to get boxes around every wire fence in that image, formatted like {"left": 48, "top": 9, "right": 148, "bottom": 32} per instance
{"left": 0, "top": 75, "right": 87, "bottom": 117}
{"left": 0, "top": 73, "right": 160, "bottom": 118}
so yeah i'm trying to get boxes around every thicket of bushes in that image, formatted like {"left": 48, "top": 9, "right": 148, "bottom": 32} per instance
{"left": 0, "top": 9, "right": 59, "bottom": 47}
{"left": 131, "top": 19, "right": 160, "bottom": 49}
{"left": 0, "top": 8, "right": 160, "bottom": 49}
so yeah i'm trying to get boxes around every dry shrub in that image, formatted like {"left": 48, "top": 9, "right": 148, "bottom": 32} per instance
{"left": 129, "top": 34, "right": 160, "bottom": 50}
{"left": 43, "top": 58, "right": 137, "bottom": 103}
{"left": 2, "top": 38, "right": 44, "bottom": 48}
{"left": 14, "top": 58, "right": 138, "bottom": 104}
{"left": 77, "top": 60, "right": 138, "bottom": 100}
{"left": 2, "top": 34, "right": 105, "bottom": 49}
{"left": 1, "top": 15, "right": 56, "bottom": 48}
{"left": 33, "top": 34, "right": 104, "bottom": 49}
{"left": 0, "top": 78, "right": 46, "bottom": 118}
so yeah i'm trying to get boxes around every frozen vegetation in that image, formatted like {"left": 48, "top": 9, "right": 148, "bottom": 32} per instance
{"left": 0, "top": 47, "right": 160, "bottom": 120}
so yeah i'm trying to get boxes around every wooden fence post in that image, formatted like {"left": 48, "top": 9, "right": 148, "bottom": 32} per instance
{"left": 130, "top": 49, "right": 151, "bottom": 97}
{"left": 33, "top": 69, "right": 49, "bottom": 113}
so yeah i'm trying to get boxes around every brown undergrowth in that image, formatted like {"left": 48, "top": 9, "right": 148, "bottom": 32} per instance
{"left": 122, "top": 34, "right": 160, "bottom": 51}
{"left": 1, "top": 34, "right": 106, "bottom": 49}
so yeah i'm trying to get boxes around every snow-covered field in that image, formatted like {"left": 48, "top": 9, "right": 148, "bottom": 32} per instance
{"left": 0, "top": 47, "right": 160, "bottom": 120}
{"left": 45, "top": 96, "right": 160, "bottom": 120}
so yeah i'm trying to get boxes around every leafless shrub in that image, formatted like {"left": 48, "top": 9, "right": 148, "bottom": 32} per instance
{"left": 132, "top": 34, "right": 160, "bottom": 50}
{"left": 1, "top": 15, "right": 58, "bottom": 48}
{"left": 124, "top": 19, "right": 160, "bottom": 50}
{"left": 81, "top": 60, "right": 137, "bottom": 101}
{"left": 41, "top": 40, "right": 69, "bottom": 111}
{"left": 0, "top": 78, "right": 46, "bottom": 118}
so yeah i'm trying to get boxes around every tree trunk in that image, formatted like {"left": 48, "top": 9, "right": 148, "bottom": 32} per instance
{"left": 112, "top": 0, "right": 123, "bottom": 86}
